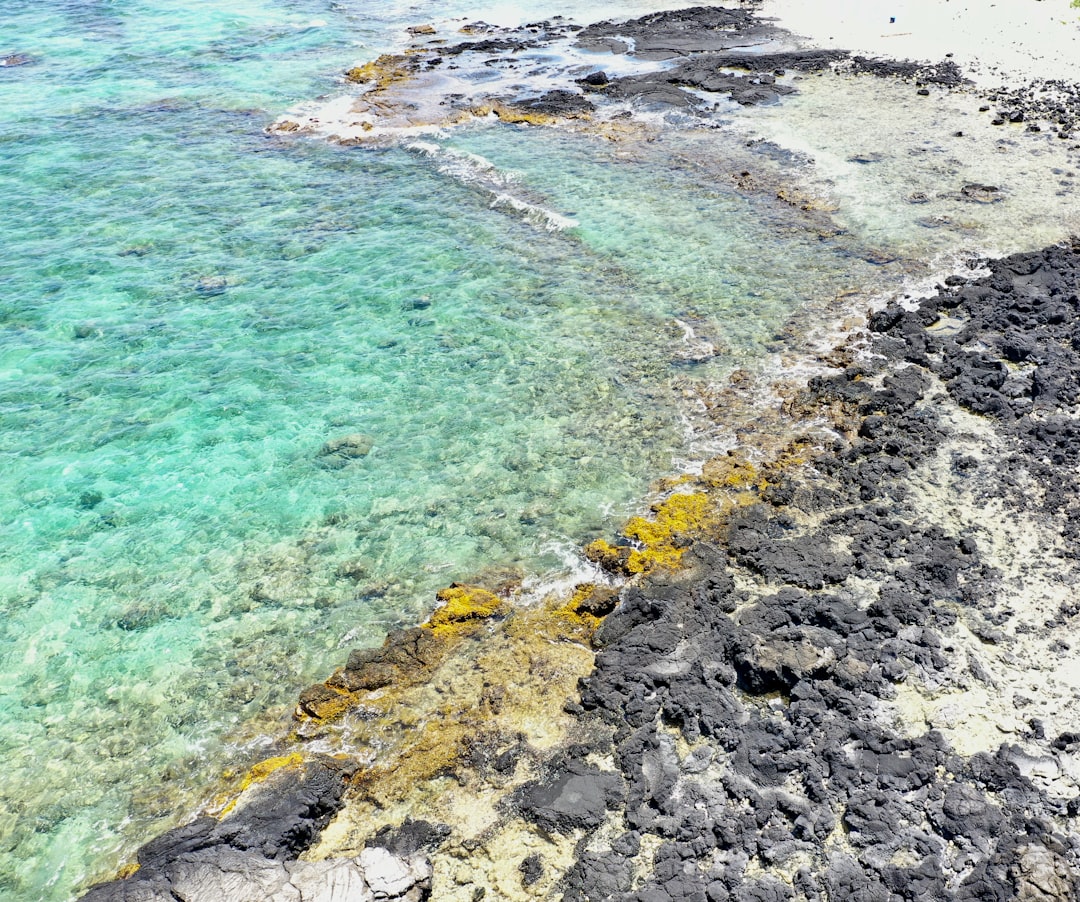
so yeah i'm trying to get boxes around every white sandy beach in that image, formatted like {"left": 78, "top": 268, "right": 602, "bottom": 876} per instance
{"left": 760, "top": 0, "right": 1080, "bottom": 86}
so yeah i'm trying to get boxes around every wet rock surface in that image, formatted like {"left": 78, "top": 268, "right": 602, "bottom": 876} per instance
{"left": 587, "top": 55, "right": 806, "bottom": 110}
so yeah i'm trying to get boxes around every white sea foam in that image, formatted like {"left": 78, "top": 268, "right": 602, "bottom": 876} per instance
{"left": 408, "top": 140, "right": 577, "bottom": 231}
{"left": 517, "top": 538, "right": 616, "bottom": 607}
{"left": 490, "top": 192, "right": 577, "bottom": 231}
{"left": 407, "top": 141, "right": 519, "bottom": 188}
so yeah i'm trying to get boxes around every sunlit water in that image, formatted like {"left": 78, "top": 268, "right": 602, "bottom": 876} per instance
{"left": 2, "top": 1, "right": 1078, "bottom": 900}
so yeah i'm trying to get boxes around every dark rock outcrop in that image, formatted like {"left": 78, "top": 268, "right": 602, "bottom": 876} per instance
{"left": 554, "top": 239, "right": 1080, "bottom": 900}
{"left": 75, "top": 756, "right": 432, "bottom": 902}
{"left": 575, "top": 6, "right": 774, "bottom": 59}
{"left": 515, "top": 760, "right": 625, "bottom": 833}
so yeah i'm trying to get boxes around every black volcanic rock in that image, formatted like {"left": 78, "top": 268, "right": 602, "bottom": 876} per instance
{"left": 515, "top": 760, "right": 624, "bottom": 833}
{"left": 575, "top": 6, "right": 773, "bottom": 59}
{"left": 558, "top": 240, "right": 1080, "bottom": 899}
{"left": 79, "top": 757, "right": 360, "bottom": 901}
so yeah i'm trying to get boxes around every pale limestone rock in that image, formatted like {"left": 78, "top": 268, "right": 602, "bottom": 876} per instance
{"left": 166, "top": 850, "right": 300, "bottom": 902}
{"left": 357, "top": 848, "right": 429, "bottom": 899}
{"left": 1012, "top": 844, "right": 1075, "bottom": 901}
{"left": 288, "top": 858, "right": 373, "bottom": 902}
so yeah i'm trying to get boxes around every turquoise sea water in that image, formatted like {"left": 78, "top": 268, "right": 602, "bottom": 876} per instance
{"left": 0, "top": 2, "right": 913, "bottom": 899}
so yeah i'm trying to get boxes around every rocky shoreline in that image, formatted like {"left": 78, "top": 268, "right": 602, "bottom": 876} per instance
{"left": 559, "top": 238, "right": 1080, "bottom": 900}
{"left": 82, "top": 236, "right": 1080, "bottom": 901}
{"left": 272, "top": 4, "right": 1079, "bottom": 148}
{"left": 79, "top": 6, "right": 1080, "bottom": 901}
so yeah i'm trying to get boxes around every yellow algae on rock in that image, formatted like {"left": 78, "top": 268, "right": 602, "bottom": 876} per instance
{"left": 286, "top": 444, "right": 824, "bottom": 898}
{"left": 212, "top": 752, "right": 307, "bottom": 818}
{"left": 701, "top": 453, "right": 764, "bottom": 491}
{"left": 294, "top": 682, "right": 355, "bottom": 723}
{"left": 547, "top": 583, "right": 620, "bottom": 644}
{"left": 306, "top": 596, "right": 610, "bottom": 899}
{"left": 470, "top": 101, "right": 591, "bottom": 127}
{"left": 425, "top": 584, "right": 507, "bottom": 634}
{"left": 587, "top": 491, "right": 718, "bottom": 576}
{"left": 345, "top": 54, "right": 416, "bottom": 90}
{"left": 582, "top": 537, "right": 631, "bottom": 573}
{"left": 239, "top": 753, "right": 306, "bottom": 793}
{"left": 581, "top": 449, "right": 808, "bottom": 579}
{"left": 624, "top": 491, "right": 712, "bottom": 546}
{"left": 489, "top": 103, "right": 559, "bottom": 127}
{"left": 294, "top": 584, "right": 510, "bottom": 727}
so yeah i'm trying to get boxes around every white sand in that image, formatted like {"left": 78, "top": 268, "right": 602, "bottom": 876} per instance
{"left": 759, "top": 0, "right": 1080, "bottom": 86}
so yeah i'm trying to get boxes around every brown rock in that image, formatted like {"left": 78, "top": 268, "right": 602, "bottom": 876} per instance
{"left": 295, "top": 684, "right": 350, "bottom": 720}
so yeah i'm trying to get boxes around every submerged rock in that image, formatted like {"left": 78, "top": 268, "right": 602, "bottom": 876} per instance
{"left": 317, "top": 433, "right": 374, "bottom": 468}
{"left": 194, "top": 275, "right": 228, "bottom": 297}
{"left": 960, "top": 182, "right": 1003, "bottom": 203}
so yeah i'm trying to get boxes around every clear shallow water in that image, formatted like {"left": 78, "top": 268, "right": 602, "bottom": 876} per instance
{"left": 7, "top": 2, "right": 1073, "bottom": 900}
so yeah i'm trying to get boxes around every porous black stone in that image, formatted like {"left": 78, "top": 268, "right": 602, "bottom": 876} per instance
{"left": 556, "top": 240, "right": 1080, "bottom": 899}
